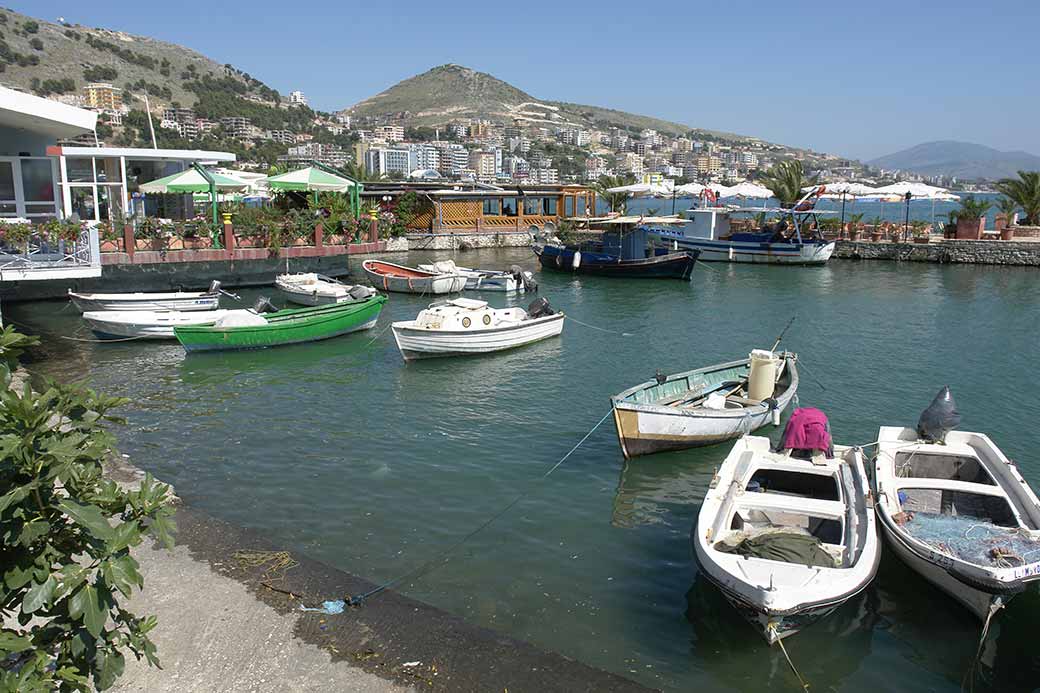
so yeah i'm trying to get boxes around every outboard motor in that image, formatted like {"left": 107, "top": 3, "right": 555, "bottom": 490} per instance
{"left": 510, "top": 265, "right": 537, "bottom": 293}
{"left": 526, "top": 297, "right": 554, "bottom": 319}
{"left": 348, "top": 285, "right": 376, "bottom": 300}
{"left": 917, "top": 386, "right": 961, "bottom": 443}
{"left": 251, "top": 296, "right": 279, "bottom": 314}
{"left": 207, "top": 280, "right": 222, "bottom": 295}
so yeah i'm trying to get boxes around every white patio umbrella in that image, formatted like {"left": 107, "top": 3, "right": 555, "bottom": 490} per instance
{"left": 725, "top": 181, "right": 773, "bottom": 199}
{"left": 604, "top": 181, "right": 674, "bottom": 197}
{"left": 802, "top": 181, "right": 886, "bottom": 229}
{"left": 873, "top": 182, "right": 961, "bottom": 232}
{"left": 674, "top": 182, "right": 706, "bottom": 196}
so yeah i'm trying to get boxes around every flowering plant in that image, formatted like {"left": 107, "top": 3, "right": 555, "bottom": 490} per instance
{"left": 0, "top": 221, "right": 32, "bottom": 246}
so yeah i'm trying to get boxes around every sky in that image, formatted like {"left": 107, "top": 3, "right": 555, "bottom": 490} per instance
{"left": 15, "top": 1, "right": 1040, "bottom": 161}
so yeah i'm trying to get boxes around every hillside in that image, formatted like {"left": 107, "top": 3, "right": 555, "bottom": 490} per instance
{"left": 342, "top": 64, "right": 746, "bottom": 141}
{"left": 868, "top": 140, "right": 1040, "bottom": 181}
{"left": 0, "top": 7, "right": 276, "bottom": 107}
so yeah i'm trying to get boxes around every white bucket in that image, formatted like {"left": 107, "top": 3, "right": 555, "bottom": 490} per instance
{"left": 748, "top": 349, "right": 779, "bottom": 402}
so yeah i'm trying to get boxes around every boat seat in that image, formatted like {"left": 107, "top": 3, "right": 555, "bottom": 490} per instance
{"left": 725, "top": 396, "right": 762, "bottom": 407}
{"left": 653, "top": 385, "right": 706, "bottom": 406}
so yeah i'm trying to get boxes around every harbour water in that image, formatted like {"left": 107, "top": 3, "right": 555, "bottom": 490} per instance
{"left": 9, "top": 248, "right": 1040, "bottom": 692}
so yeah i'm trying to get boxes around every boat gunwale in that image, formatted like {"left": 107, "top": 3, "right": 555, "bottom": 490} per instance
{"left": 390, "top": 311, "right": 565, "bottom": 336}
{"left": 174, "top": 296, "right": 386, "bottom": 337}
{"left": 362, "top": 259, "right": 462, "bottom": 279}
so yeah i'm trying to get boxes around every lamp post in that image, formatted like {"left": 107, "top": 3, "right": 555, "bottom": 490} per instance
{"left": 903, "top": 191, "right": 912, "bottom": 242}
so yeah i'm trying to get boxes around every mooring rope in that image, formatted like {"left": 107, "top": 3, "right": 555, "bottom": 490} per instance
{"left": 345, "top": 409, "right": 614, "bottom": 607}
{"left": 565, "top": 315, "right": 633, "bottom": 337}
{"left": 771, "top": 625, "right": 810, "bottom": 691}
{"left": 364, "top": 321, "right": 393, "bottom": 347}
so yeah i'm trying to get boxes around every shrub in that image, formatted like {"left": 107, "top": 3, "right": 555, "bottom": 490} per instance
{"left": 28, "top": 37, "right": 42, "bottom": 51}
{"left": 22, "top": 20, "right": 38, "bottom": 33}
{"left": 0, "top": 327, "right": 175, "bottom": 691}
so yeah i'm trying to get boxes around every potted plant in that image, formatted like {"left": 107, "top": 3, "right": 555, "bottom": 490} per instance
{"left": 869, "top": 216, "right": 883, "bottom": 242}
{"left": 911, "top": 220, "right": 930, "bottom": 243}
{"left": 135, "top": 218, "right": 173, "bottom": 251}
{"left": 846, "top": 213, "right": 865, "bottom": 241}
{"left": 0, "top": 221, "right": 32, "bottom": 252}
{"left": 954, "top": 196, "right": 991, "bottom": 240}
{"left": 996, "top": 196, "right": 1017, "bottom": 240}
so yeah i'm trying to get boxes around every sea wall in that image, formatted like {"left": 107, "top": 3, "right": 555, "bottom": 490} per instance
{"left": 402, "top": 230, "right": 532, "bottom": 251}
{"left": 834, "top": 240, "right": 1040, "bottom": 266}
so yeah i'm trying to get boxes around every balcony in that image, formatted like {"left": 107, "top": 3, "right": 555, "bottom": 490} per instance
{"left": 0, "top": 225, "right": 101, "bottom": 281}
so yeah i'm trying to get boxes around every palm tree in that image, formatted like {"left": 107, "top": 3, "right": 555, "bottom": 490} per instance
{"left": 995, "top": 171, "right": 1040, "bottom": 225}
{"left": 996, "top": 195, "right": 1018, "bottom": 223}
{"left": 759, "top": 160, "right": 818, "bottom": 208}
{"left": 593, "top": 173, "right": 635, "bottom": 214}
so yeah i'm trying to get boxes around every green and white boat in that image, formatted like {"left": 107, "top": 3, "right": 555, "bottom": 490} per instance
{"left": 174, "top": 296, "right": 386, "bottom": 352}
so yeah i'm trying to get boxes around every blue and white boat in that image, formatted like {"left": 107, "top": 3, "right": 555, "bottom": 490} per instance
{"left": 648, "top": 187, "right": 836, "bottom": 265}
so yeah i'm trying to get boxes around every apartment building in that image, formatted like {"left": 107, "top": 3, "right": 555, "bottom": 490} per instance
{"left": 82, "top": 83, "right": 122, "bottom": 111}
{"left": 468, "top": 149, "right": 497, "bottom": 183}
{"left": 220, "top": 116, "right": 253, "bottom": 139}
{"left": 374, "top": 125, "right": 405, "bottom": 143}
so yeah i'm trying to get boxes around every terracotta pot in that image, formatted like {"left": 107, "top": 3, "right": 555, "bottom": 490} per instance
{"left": 1001, "top": 227, "right": 1015, "bottom": 241}
{"left": 869, "top": 231, "right": 882, "bottom": 242}
{"left": 100, "top": 240, "right": 120, "bottom": 252}
{"left": 135, "top": 239, "right": 166, "bottom": 251}
{"left": 955, "top": 217, "right": 984, "bottom": 240}
{"left": 914, "top": 237, "right": 930, "bottom": 244}
{"left": 849, "top": 230, "right": 860, "bottom": 241}
{"left": 166, "top": 237, "right": 184, "bottom": 250}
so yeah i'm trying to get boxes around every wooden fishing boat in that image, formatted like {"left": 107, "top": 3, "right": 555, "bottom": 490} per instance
{"left": 874, "top": 426, "right": 1040, "bottom": 620}
{"left": 611, "top": 350, "right": 798, "bottom": 458}
{"left": 83, "top": 309, "right": 236, "bottom": 339}
{"left": 534, "top": 244, "right": 696, "bottom": 280}
{"left": 362, "top": 260, "right": 465, "bottom": 295}
{"left": 391, "top": 297, "right": 564, "bottom": 360}
{"left": 417, "top": 260, "right": 536, "bottom": 293}
{"left": 275, "top": 273, "right": 376, "bottom": 306}
{"left": 68, "top": 284, "right": 222, "bottom": 312}
{"left": 174, "top": 295, "right": 386, "bottom": 352}
{"left": 694, "top": 421, "right": 879, "bottom": 644}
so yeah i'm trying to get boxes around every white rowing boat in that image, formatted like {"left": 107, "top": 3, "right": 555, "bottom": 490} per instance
{"left": 694, "top": 412, "right": 879, "bottom": 644}
{"left": 275, "top": 273, "right": 376, "bottom": 306}
{"left": 68, "top": 281, "right": 223, "bottom": 312}
{"left": 362, "top": 260, "right": 465, "bottom": 295}
{"left": 611, "top": 350, "right": 798, "bottom": 458}
{"left": 82, "top": 309, "right": 236, "bottom": 339}
{"left": 391, "top": 297, "right": 564, "bottom": 360}
{"left": 417, "top": 260, "right": 536, "bottom": 293}
{"left": 874, "top": 426, "right": 1040, "bottom": 620}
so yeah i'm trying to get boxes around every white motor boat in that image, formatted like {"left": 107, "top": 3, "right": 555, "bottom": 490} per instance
{"left": 275, "top": 273, "right": 376, "bottom": 306}
{"left": 68, "top": 280, "right": 223, "bottom": 312}
{"left": 874, "top": 425, "right": 1040, "bottom": 620}
{"left": 417, "top": 260, "right": 536, "bottom": 293}
{"left": 391, "top": 297, "right": 564, "bottom": 360}
{"left": 83, "top": 309, "right": 235, "bottom": 339}
{"left": 694, "top": 411, "right": 879, "bottom": 644}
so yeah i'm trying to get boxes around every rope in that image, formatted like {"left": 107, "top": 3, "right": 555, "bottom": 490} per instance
{"left": 364, "top": 321, "right": 393, "bottom": 347}
{"left": 771, "top": 625, "right": 810, "bottom": 691}
{"left": 976, "top": 597, "right": 1003, "bottom": 661}
{"left": 695, "top": 259, "right": 719, "bottom": 272}
{"left": 565, "top": 314, "right": 628, "bottom": 335}
{"left": 59, "top": 333, "right": 149, "bottom": 343}
{"left": 346, "top": 409, "right": 613, "bottom": 607}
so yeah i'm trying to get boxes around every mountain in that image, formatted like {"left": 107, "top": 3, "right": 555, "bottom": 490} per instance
{"left": 0, "top": 7, "right": 276, "bottom": 107}
{"left": 342, "top": 64, "right": 745, "bottom": 141}
{"left": 868, "top": 141, "right": 1040, "bottom": 181}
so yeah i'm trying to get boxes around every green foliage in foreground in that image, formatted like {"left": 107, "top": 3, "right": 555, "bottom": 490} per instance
{"left": 995, "top": 170, "right": 1040, "bottom": 226}
{"left": 760, "top": 160, "right": 817, "bottom": 208}
{"left": 0, "top": 328, "right": 175, "bottom": 691}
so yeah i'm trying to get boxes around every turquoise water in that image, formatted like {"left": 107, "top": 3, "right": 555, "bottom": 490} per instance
{"left": 10, "top": 249, "right": 1040, "bottom": 692}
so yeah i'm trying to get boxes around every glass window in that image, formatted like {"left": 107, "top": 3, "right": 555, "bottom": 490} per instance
{"left": 482, "top": 198, "right": 500, "bottom": 215}
{"left": 21, "top": 159, "right": 55, "bottom": 202}
{"left": 0, "top": 162, "right": 14, "bottom": 201}
{"left": 71, "top": 187, "right": 97, "bottom": 222}
{"left": 544, "top": 197, "right": 558, "bottom": 215}
{"left": 523, "top": 198, "right": 541, "bottom": 215}
{"left": 501, "top": 197, "right": 517, "bottom": 217}
{"left": 564, "top": 196, "right": 574, "bottom": 217}
{"left": 100, "top": 185, "right": 125, "bottom": 223}
{"left": 96, "top": 157, "right": 122, "bottom": 183}
{"left": 66, "top": 158, "right": 95, "bottom": 183}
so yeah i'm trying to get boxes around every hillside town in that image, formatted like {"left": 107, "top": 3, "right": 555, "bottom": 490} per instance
{"left": 40, "top": 79, "right": 976, "bottom": 190}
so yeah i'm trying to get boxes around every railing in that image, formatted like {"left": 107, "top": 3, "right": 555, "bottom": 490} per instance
{"left": 0, "top": 226, "right": 101, "bottom": 281}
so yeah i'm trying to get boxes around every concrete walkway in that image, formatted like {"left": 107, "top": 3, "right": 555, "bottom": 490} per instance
{"left": 111, "top": 540, "right": 410, "bottom": 693}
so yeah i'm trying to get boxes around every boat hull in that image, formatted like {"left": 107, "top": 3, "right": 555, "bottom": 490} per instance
{"left": 69, "top": 293, "right": 219, "bottom": 312}
{"left": 534, "top": 246, "right": 696, "bottom": 279}
{"left": 611, "top": 356, "right": 798, "bottom": 457}
{"left": 669, "top": 237, "right": 834, "bottom": 265}
{"left": 175, "top": 297, "right": 385, "bottom": 352}
{"left": 276, "top": 286, "right": 346, "bottom": 306}
{"left": 391, "top": 313, "right": 564, "bottom": 360}
{"left": 83, "top": 310, "right": 231, "bottom": 339}
{"left": 363, "top": 261, "right": 465, "bottom": 294}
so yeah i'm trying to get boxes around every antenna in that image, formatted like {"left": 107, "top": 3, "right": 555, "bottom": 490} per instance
{"left": 142, "top": 94, "right": 158, "bottom": 149}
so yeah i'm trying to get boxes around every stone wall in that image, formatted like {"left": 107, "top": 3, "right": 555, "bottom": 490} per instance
{"left": 401, "top": 231, "right": 532, "bottom": 251}
{"left": 834, "top": 239, "right": 1040, "bottom": 266}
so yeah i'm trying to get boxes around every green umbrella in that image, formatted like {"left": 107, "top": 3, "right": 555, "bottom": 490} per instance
{"left": 265, "top": 166, "right": 358, "bottom": 192}
{"left": 138, "top": 168, "right": 250, "bottom": 194}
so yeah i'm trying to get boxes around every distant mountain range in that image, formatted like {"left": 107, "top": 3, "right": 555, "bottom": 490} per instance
{"left": 868, "top": 141, "right": 1040, "bottom": 181}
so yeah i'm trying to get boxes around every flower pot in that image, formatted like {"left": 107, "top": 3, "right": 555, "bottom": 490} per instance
{"left": 914, "top": 237, "right": 930, "bottom": 244}
{"left": 955, "top": 217, "right": 984, "bottom": 240}
{"left": 100, "top": 240, "right": 120, "bottom": 252}
{"left": 1001, "top": 227, "right": 1015, "bottom": 241}
{"left": 869, "top": 231, "right": 882, "bottom": 242}
{"left": 849, "top": 230, "right": 860, "bottom": 241}
{"left": 167, "top": 237, "right": 184, "bottom": 250}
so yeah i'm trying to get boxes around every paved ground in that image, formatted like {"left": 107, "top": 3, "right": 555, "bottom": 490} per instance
{"left": 111, "top": 540, "right": 410, "bottom": 693}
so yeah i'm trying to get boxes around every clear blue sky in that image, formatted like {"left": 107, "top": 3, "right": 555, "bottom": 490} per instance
{"left": 17, "top": 0, "right": 1040, "bottom": 160}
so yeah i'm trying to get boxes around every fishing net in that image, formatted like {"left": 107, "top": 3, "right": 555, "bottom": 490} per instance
{"left": 902, "top": 512, "right": 1040, "bottom": 567}
{"left": 716, "top": 527, "right": 838, "bottom": 568}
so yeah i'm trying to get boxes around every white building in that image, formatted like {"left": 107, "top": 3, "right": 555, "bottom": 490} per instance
{"left": 365, "top": 147, "right": 413, "bottom": 176}
{"left": 532, "top": 168, "right": 559, "bottom": 184}
{"left": 288, "top": 90, "right": 308, "bottom": 107}
{"left": 374, "top": 125, "right": 405, "bottom": 143}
